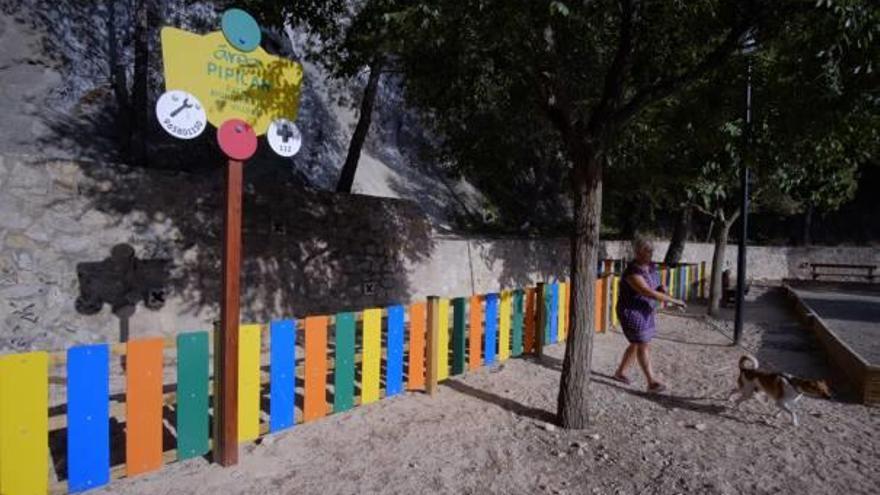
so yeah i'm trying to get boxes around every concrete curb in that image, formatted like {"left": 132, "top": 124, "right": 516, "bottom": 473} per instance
{"left": 781, "top": 284, "right": 879, "bottom": 405}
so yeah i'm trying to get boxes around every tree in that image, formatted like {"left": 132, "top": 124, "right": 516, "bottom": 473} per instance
{"left": 395, "top": 0, "right": 878, "bottom": 427}
{"left": 130, "top": 0, "right": 157, "bottom": 168}
{"left": 609, "top": 0, "right": 880, "bottom": 315}
{"left": 663, "top": 207, "right": 692, "bottom": 265}
{"left": 249, "top": 0, "right": 416, "bottom": 193}
{"left": 396, "top": 0, "right": 801, "bottom": 428}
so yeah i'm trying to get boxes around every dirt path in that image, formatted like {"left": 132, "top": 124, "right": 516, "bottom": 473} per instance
{"left": 98, "top": 287, "right": 880, "bottom": 495}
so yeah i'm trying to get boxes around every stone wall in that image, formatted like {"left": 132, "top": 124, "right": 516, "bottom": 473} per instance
{"left": 0, "top": 154, "right": 877, "bottom": 352}
{"left": 601, "top": 240, "right": 879, "bottom": 282}
{"left": 0, "top": 154, "right": 437, "bottom": 352}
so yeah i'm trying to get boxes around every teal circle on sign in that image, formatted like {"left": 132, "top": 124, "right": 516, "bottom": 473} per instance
{"left": 221, "top": 9, "right": 261, "bottom": 52}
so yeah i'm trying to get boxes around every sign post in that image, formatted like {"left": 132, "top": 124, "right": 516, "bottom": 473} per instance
{"left": 216, "top": 158, "right": 243, "bottom": 466}
{"left": 157, "top": 8, "right": 304, "bottom": 467}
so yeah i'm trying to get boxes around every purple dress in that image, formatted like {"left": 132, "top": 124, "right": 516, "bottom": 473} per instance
{"left": 616, "top": 262, "right": 661, "bottom": 343}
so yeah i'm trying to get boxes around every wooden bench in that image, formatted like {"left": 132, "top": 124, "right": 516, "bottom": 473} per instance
{"left": 808, "top": 263, "right": 876, "bottom": 282}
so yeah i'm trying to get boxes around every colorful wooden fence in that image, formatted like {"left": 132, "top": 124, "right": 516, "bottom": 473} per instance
{"left": 0, "top": 261, "right": 707, "bottom": 494}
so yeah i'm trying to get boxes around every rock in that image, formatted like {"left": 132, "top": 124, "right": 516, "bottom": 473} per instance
{"left": 23, "top": 223, "right": 50, "bottom": 243}
{"left": 588, "top": 433, "right": 600, "bottom": 441}
{"left": 57, "top": 235, "right": 91, "bottom": 254}
{"left": 556, "top": 451, "right": 567, "bottom": 458}
{"left": 542, "top": 423, "right": 557, "bottom": 432}
{"left": 693, "top": 423, "right": 707, "bottom": 432}
{"left": 570, "top": 441, "right": 584, "bottom": 449}
{"left": 0, "top": 198, "right": 31, "bottom": 229}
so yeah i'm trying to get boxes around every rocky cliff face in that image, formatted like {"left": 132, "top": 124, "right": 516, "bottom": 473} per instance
{"left": 0, "top": 0, "right": 481, "bottom": 226}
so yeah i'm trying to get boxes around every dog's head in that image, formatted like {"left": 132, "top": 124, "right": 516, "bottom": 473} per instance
{"left": 795, "top": 378, "right": 833, "bottom": 399}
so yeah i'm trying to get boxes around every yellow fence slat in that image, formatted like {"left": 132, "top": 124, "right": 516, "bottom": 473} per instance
{"left": 611, "top": 277, "right": 620, "bottom": 327}
{"left": 238, "top": 324, "right": 261, "bottom": 442}
{"left": 0, "top": 351, "right": 48, "bottom": 495}
{"left": 558, "top": 283, "right": 568, "bottom": 341}
{"left": 499, "top": 291, "right": 511, "bottom": 361}
{"left": 437, "top": 299, "right": 450, "bottom": 380}
{"left": 361, "top": 309, "right": 382, "bottom": 404}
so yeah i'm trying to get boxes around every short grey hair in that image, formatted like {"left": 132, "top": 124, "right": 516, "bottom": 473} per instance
{"left": 632, "top": 236, "right": 654, "bottom": 253}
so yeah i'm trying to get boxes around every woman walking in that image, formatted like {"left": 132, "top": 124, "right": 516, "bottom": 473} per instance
{"left": 613, "top": 238, "right": 686, "bottom": 392}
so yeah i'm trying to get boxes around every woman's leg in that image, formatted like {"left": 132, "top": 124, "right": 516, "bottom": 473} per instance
{"left": 614, "top": 343, "right": 637, "bottom": 378}
{"left": 635, "top": 343, "right": 662, "bottom": 386}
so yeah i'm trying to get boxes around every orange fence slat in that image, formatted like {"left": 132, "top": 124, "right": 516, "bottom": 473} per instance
{"left": 126, "top": 338, "right": 164, "bottom": 477}
{"left": 408, "top": 303, "right": 426, "bottom": 391}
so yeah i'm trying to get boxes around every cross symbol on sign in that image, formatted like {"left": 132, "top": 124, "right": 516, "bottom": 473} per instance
{"left": 276, "top": 124, "right": 294, "bottom": 143}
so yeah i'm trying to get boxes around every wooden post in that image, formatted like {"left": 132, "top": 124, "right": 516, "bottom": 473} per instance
{"left": 603, "top": 259, "right": 614, "bottom": 275}
{"left": 700, "top": 261, "right": 707, "bottom": 299}
{"left": 535, "top": 283, "right": 545, "bottom": 357}
{"left": 214, "top": 159, "right": 242, "bottom": 466}
{"left": 425, "top": 296, "right": 440, "bottom": 396}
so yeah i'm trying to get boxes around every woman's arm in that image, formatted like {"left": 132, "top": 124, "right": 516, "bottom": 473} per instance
{"left": 626, "top": 274, "right": 685, "bottom": 307}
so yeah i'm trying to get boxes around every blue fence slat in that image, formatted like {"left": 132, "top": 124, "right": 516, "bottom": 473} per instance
{"left": 484, "top": 294, "right": 499, "bottom": 365}
{"left": 270, "top": 319, "right": 296, "bottom": 432}
{"left": 67, "top": 344, "right": 110, "bottom": 493}
{"left": 549, "top": 284, "right": 559, "bottom": 344}
{"left": 386, "top": 305, "right": 405, "bottom": 397}
{"left": 679, "top": 268, "right": 687, "bottom": 299}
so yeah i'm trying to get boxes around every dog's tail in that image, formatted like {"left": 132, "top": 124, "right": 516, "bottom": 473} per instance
{"left": 739, "top": 355, "right": 758, "bottom": 370}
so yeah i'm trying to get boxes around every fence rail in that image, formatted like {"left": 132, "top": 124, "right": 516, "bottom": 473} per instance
{"left": 0, "top": 262, "right": 706, "bottom": 495}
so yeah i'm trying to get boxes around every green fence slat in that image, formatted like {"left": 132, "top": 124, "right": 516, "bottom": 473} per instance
{"left": 176, "top": 331, "right": 209, "bottom": 461}
{"left": 334, "top": 312, "right": 356, "bottom": 413}
{"left": 512, "top": 290, "right": 524, "bottom": 356}
{"left": 452, "top": 298, "right": 467, "bottom": 375}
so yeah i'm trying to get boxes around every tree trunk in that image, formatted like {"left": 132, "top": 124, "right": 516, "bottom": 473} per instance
{"left": 708, "top": 218, "right": 728, "bottom": 316}
{"left": 664, "top": 205, "right": 692, "bottom": 265}
{"left": 130, "top": 0, "right": 151, "bottom": 168}
{"left": 802, "top": 203, "right": 814, "bottom": 246}
{"left": 107, "top": 0, "right": 130, "bottom": 158}
{"left": 557, "top": 161, "right": 602, "bottom": 429}
{"left": 336, "top": 60, "right": 384, "bottom": 193}
{"left": 707, "top": 210, "right": 740, "bottom": 317}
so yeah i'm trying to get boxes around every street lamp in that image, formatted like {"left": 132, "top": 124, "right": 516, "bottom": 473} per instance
{"left": 734, "top": 34, "right": 757, "bottom": 345}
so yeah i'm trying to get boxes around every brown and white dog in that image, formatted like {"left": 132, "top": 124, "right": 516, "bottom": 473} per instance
{"left": 728, "top": 356, "right": 832, "bottom": 426}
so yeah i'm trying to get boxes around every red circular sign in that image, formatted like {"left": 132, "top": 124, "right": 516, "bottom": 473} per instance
{"left": 217, "top": 119, "right": 257, "bottom": 160}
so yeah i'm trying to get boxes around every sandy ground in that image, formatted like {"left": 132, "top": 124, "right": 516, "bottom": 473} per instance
{"left": 95, "top": 287, "right": 880, "bottom": 495}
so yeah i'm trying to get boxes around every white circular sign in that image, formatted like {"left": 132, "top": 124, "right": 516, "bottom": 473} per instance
{"left": 156, "top": 90, "right": 207, "bottom": 140}
{"left": 267, "top": 119, "right": 302, "bottom": 157}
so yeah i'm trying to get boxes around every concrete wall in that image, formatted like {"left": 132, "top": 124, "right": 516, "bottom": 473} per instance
{"left": 0, "top": 155, "right": 877, "bottom": 352}
{"left": 602, "top": 240, "right": 879, "bottom": 282}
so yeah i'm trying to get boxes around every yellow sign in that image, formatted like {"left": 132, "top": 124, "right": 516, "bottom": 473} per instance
{"left": 160, "top": 27, "right": 303, "bottom": 136}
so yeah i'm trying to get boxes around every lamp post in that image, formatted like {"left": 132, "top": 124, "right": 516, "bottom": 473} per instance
{"left": 734, "top": 36, "right": 756, "bottom": 345}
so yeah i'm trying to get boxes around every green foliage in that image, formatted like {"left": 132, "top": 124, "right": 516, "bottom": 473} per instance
{"left": 243, "top": 0, "right": 878, "bottom": 235}
{"left": 244, "top": 0, "right": 418, "bottom": 77}
{"left": 619, "top": 0, "right": 880, "bottom": 223}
